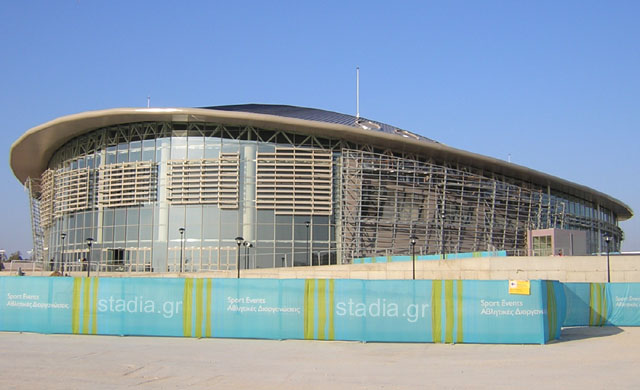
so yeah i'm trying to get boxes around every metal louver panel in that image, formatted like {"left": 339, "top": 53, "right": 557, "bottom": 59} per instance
{"left": 256, "top": 148, "right": 332, "bottom": 215}
{"left": 166, "top": 153, "right": 239, "bottom": 208}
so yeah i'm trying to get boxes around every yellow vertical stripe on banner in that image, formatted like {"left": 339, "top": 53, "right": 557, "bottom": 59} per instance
{"left": 317, "top": 280, "right": 327, "bottom": 340}
{"left": 546, "top": 280, "right": 556, "bottom": 340}
{"left": 431, "top": 280, "right": 442, "bottom": 343}
{"left": 444, "top": 280, "right": 454, "bottom": 344}
{"left": 205, "top": 279, "right": 212, "bottom": 338}
{"left": 82, "top": 278, "right": 91, "bottom": 334}
{"left": 593, "top": 283, "right": 602, "bottom": 326}
{"left": 546, "top": 281, "right": 557, "bottom": 340}
{"left": 91, "top": 278, "right": 99, "bottom": 335}
{"left": 304, "top": 280, "right": 315, "bottom": 339}
{"left": 597, "top": 283, "right": 604, "bottom": 326}
{"left": 596, "top": 283, "right": 603, "bottom": 326}
{"left": 195, "top": 279, "right": 204, "bottom": 338}
{"left": 597, "top": 283, "right": 606, "bottom": 326}
{"left": 552, "top": 282, "right": 558, "bottom": 337}
{"left": 589, "top": 283, "right": 595, "bottom": 326}
{"left": 71, "top": 278, "right": 82, "bottom": 334}
{"left": 589, "top": 283, "right": 606, "bottom": 326}
{"left": 602, "top": 284, "right": 608, "bottom": 327}
{"left": 183, "top": 279, "right": 193, "bottom": 337}
{"left": 456, "top": 280, "right": 463, "bottom": 343}
{"left": 328, "top": 279, "right": 335, "bottom": 341}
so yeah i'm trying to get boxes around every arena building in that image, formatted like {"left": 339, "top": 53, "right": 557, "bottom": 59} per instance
{"left": 9, "top": 105, "right": 632, "bottom": 273}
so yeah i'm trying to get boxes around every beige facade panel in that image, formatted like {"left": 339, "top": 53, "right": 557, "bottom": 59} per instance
{"left": 256, "top": 148, "right": 332, "bottom": 215}
{"left": 167, "top": 153, "right": 239, "bottom": 208}
{"left": 37, "top": 166, "right": 92, "bottom": 226}
{"left": 38, "top": 169, "right": 55, "bottom": 228}
{"left": 98, "top": 161, "right": 155, "bottom": 207}
{"left": 55, "top": 167, "right": 91, "bottom": 216}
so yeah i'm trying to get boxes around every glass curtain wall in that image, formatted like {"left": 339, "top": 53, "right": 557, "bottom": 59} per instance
{"left": 39, "top": 121, "right": 623, "bottom": 273}
{"left": 43, "top": 122, "right": 337, "bottom": 273}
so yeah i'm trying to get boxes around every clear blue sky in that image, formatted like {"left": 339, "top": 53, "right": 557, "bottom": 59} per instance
{"left": 1, "top": 1, "right": 638, "bottom": 255}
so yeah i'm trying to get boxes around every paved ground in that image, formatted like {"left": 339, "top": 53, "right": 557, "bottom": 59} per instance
{"left": 1, "top": 327, "right": 639, "bottom": 389}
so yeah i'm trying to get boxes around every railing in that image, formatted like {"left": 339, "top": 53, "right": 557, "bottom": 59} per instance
{"left": 7, "top": 261, "right": 40, "bottom": 275}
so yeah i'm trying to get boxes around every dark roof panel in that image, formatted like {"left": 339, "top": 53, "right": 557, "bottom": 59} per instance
{"left": 203, "top": 104, "right": 438, "bottom": 144}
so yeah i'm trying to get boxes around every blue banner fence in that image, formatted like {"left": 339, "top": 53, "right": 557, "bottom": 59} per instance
{"left": 563, "top": 282, "right": 640, "bottom": 327}
{"left": 0, "top": 277, "right": 572, "bottom": 344}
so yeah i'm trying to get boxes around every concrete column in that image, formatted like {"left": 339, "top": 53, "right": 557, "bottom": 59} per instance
{"left": 154, "top": 145, "right": 170, "bottom": 271}
{"left": 242, "top": 144, "right": 256, "bottom": 266}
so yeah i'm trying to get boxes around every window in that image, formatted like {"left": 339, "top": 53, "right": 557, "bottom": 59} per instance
{"left": 532, "top": 235, "right": 552, "bottom": 256}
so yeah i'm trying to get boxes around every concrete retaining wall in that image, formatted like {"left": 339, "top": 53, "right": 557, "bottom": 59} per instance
{"left": 3, "top": 255, "right": 639, "bottom": 282}
{"left": 232, "top": 255, "right": 640, "bottom": 282}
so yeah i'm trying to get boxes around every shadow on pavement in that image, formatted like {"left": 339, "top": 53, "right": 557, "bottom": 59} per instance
{"left": 556, "top": 326, "right": 623, "bottom": 343}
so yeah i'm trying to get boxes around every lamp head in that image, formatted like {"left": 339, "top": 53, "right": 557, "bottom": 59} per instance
{"left": 61, "top": 233, "right": 67, "bottom": 240}
{"left": 235, "top": 236, "right": 244, "bottom": 246}
{"left": 86, "top": 237, "right": 94, "bottom": 247}
{"left": 178, "top": 227, "right": 185, "bottom": 234}
{"left": 305, "top": 221, "right": 310, "bottom": 228}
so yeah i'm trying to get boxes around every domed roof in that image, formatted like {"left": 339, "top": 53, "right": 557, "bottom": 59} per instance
{"left": 9, "top": 105, "right": 633, "bottom": 220}
{"left": 205, "top": 104, "right": 438, "bottom": 144}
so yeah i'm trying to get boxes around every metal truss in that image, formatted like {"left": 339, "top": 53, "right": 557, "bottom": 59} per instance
{"left": 25, "top": 178, "right": 45, "bottom": 264}
{"left": 339, "top": 150, "right": 620, "bottom": 259}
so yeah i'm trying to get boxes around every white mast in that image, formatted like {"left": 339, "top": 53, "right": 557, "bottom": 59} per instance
{"left": 356, "top": 67, "right": 360, "bottom": 120}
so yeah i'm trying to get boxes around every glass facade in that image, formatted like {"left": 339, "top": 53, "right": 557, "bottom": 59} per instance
{"left": 36, "top": 121, "right": 624, "bottom": 273}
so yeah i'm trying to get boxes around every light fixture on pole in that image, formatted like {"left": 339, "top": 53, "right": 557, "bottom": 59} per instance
{"left": 85, "top": 237, "right": 94, "bottom": 277}
{"left": 243, "top": 241, "right": 252, "bottom": 269}
{"left": 178, "top": 227, "right": 185, "bottom": 273}
{"left": 410, "top": 236, "right": 417, "bottom": 280}
{"left": 604, "top": 235, "right": 611, "bottom": 283}
{"left": 235, "top": 236, "right": 244, "bottom": 278}
{"left": 305, "top": 221, "right": 310, "bottom": 266}
{"left": 60, "top": 233, "right": 67, "bottom": 275}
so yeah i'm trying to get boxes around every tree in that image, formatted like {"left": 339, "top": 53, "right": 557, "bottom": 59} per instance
{"left": 9, "top": 251, "right": 22, "bottom": 261}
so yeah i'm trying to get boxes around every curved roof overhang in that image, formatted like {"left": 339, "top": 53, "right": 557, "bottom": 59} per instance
{"left": 10, "top": 107, "right": 633, "bottom": 220}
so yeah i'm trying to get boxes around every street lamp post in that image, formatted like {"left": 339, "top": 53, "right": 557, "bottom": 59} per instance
{"left": 85, "top": 238, "right": 94, "bottom": 277}
{"left": 604, "top": 235, "right": 611, "bottom": 283}
{"left": 243, "top": 241, "right": 252, "bottom": 269}
{"left": 305, "top": 221, "right": 310, "bottom": 266}
{"left": 178, "top": 227, "right": 185, "bottom": 273}
{"left": 60, "top": 233, "right": 67, "bottom": 275}
{"left": 441, "top": 212, "right": 446, "bottom": 259}
{"left": 235, "top": 236, "right": 244, "bottom": 278}
{"left": 410, "top": 236, "right": 417, "bottom": 280}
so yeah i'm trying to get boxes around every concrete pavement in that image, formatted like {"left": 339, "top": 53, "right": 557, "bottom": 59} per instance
{"left": 1, "top": 327, "right": 639, "bottom": 389}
